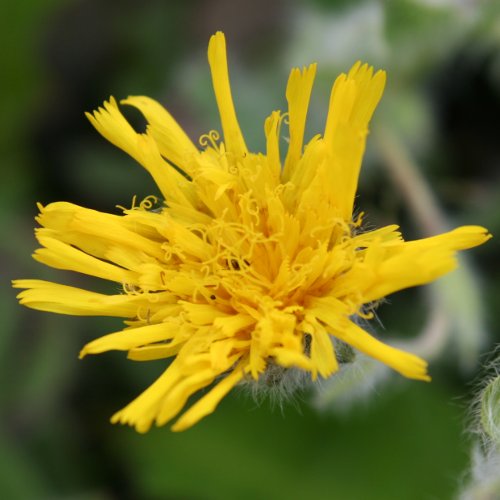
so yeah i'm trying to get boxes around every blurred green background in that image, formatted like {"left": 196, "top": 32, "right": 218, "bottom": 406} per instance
{"left": 3, "top": 0, "right": 500, "bottom": 499}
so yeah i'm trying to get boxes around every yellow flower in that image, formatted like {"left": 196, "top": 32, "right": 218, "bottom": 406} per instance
{"left": 14, "top": 32, "right": 490, "bottom": 433}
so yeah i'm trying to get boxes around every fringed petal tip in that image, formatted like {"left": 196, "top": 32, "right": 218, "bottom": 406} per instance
{"left": 78, "top": 345, "right": 92, "bottom": 359}
{"left": 110, "top": 410, "right": 153, "bottom": 434}
{"left": 111, "top": 412, "right": 174, "bottom": 434}
{"left": 12, "top": 281, "right": 39, "bottom": 304}
{"left": 454, "top": 226, "right": 492, "bottom": 248}
{"left": 207, "top": 31, "right": 227, "bottom": 70}
{"left": 108, "top": 364, "right": 246, "bottom": 433}
{"left": 86, "top": 95, "right": 118, "bottom": 115}
{"left": 11, "top": 279, "right": 23, "bottom": 290}
{"left": 347, "top": 60, "right": 387, "bottom": 85}
{"left": 111, "top": 406, "right": 182, "bottom": 434}
{"left": 401, "top": 354, "right": 431, "bottom": 382}
{"left": 208, "top": 30, "right": 226, "bottom": 50}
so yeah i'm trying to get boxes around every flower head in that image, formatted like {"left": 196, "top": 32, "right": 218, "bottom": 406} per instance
{"left": 14, "top": 32, "right": 490, "bottom": 432}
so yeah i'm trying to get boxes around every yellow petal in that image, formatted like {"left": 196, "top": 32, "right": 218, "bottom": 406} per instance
{"left": 333, "top": 320, "right": 430, "bottom": 381}
{"left": 270, "top": 347, "right": 314, "bottom": 372}
{"left": 157, "top": 351, "right": 243, "bottom": 427}
{"left": 362, "top": 226, "right": 492, "bottom": 302}
{"left": 85, "top": 96, "right": 138, "bottom": 156}
{"left": 309, "top": 297, "right": 429, "bottom": 380}
{"left": 171, "top": 362, "right": 245, "bottom": 432}
{"left": 127, "top": 344, "right": 183, "bottom": 361}
{"left": 403, "top": 225, "right": 491, "bottom": 252}
{"left": 155, "top": 368, "right": 217, "bottom": 427}
{"left": 161, "top": 216, "right": 214, "bottom": 261}
{"left": 37, "top": 201, "right": 164, "bottom": 261}
{"left": 264, "top": 110, "right": 283, "bottom": 181}
{"left": 207, "top": 31, "right": 247, "bottom": 157}
{"left": 283, "top": 63, "right": 317, "bottom": 181}
{"left": 111, "top": 361, "right": 182, "bottom": 433}
{"left": 79, "top": 322, "right": 182, "bottom": 357}
{"left": 33, "top": 235, "right": 137, "bottom": 284}
{"left": 121, "top": 95, "right": 199, "bottom": 176}
{"left": 13, "top": 280, "right": 147, "bottom": 317}
{"left": 87, "top": 98, "right": 196, "bottom": 206}
{"left": 181, "top": 302, "right": 230, "bottom": 325}
{"left": 213, "top": 313, "right": 255, "bottom": 336}
{"left": 323, "top": 62, "right": 386, "bottom": 219}
{"left": 309, "top": 320, "right": 339, "bottom": 379}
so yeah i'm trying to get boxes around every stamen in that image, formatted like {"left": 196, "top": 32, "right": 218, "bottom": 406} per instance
{"left": 199, "top": 130, "right": 221, "bottom": 150}
{"left": 140, "top": 195, "right": 159, "bottom": 210}
{"left": 116, "top": 195, "right": 138, "bottom": 212}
